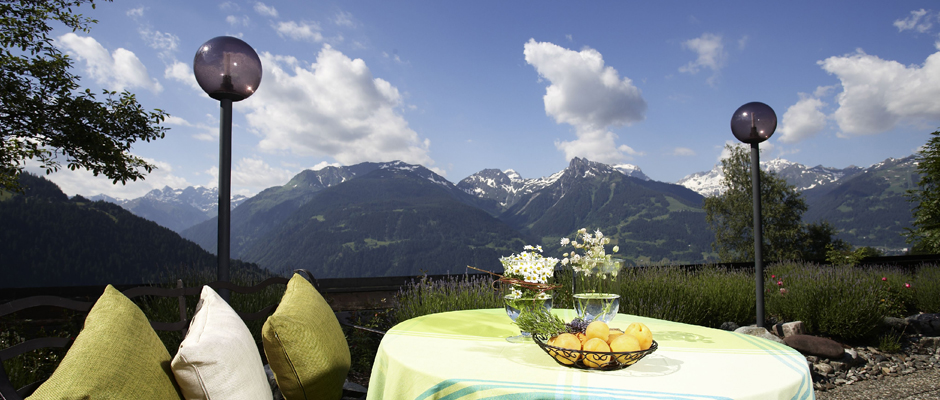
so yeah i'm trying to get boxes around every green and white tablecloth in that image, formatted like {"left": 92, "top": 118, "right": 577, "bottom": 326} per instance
{"left": 367, "top": 309, "right": 814, "bottom": 400}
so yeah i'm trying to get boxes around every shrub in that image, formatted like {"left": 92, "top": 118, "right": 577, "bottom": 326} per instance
{"left": 617, "top": 265, "right": 754, "bottom": 328}
{"left": 394, "top": 274, "right": 502, "bottom": 322}
{"left": 766, "top": 262, "right": 886, "bottom": 340}
{"left": 913, "top": 265, "right": 940, "bottom": 313}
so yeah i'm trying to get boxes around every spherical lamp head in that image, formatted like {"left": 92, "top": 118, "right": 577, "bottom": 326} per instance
{"left": 193, "top": 36, "right": 262, "bottom": 102}
{"left": 731, "top": 102, "right": 777, "bottom": 144}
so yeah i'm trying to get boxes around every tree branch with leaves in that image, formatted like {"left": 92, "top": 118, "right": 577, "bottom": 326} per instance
{"left": 906, "top": 129, "right": 940, "bottom": 253}
{"left": 1, "top": 0, "right": 169, "bottom": 192}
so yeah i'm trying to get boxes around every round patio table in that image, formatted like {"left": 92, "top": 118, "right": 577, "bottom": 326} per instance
{"left": 367, "top": 309, "right": 813, "bottom": 400}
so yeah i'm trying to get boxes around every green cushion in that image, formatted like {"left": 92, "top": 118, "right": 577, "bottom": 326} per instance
{"left": 27, "top": 285, "right": 182, "bottom": 400}
{"left": 263, "top": 274, "right": 350, "bottom": 400}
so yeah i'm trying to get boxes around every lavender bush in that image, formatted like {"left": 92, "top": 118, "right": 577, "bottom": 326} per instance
{"left": 394, "top": 274, "right": 502, "bottom": 322}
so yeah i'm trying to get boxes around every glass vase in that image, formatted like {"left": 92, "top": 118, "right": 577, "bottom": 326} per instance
{"left": 503, "top": 287, "right": 553, "bottom": 343}
{"left": 572, "top": 258, "right": 623, "bottom": 323}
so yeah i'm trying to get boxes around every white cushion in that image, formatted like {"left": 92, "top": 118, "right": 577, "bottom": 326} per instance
{"left": 171, "top": 286, "right": 273, "bottom": 400}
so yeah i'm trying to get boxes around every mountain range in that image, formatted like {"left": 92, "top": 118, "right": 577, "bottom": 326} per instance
{"left": 83, "top": 154, "right": 919, "bottom": 280}
{"left": 91, "top": 186, "right": 248, "bottom": 233}
{"left": 169, "top": 157, "right": 713, "bottom": 278}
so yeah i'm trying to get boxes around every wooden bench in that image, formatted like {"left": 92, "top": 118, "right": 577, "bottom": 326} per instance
{"left": 0, "top": 269, "right": 370, "bottom": 399}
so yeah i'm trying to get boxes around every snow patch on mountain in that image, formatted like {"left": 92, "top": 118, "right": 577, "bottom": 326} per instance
{"left": 677, "top": 158, "right": 870, "bottom": 197}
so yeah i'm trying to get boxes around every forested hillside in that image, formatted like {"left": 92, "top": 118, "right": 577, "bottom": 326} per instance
{"left": 240, "top": 167, "right": 530, "bottom": 278}
{"left": 500, "top": 158, "right": 713, "bottom": 263}
{"left": 803, "top": 157, "right": 918, "bottom": 252}
{"left": 0, "top": 174, "right": 265, "bottom": 288}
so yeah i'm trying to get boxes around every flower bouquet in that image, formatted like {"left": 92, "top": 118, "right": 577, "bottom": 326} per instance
{"left": 561, "top": 228, "right": 622, "bottom": 323}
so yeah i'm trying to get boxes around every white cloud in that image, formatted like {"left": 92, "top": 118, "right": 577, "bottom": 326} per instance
{"left": 777, "top": 96, "right": 828, "bottom": 143}
{"left": 227, "top": 15, "right": 250, "bottom": 27}
{"left": 139, "top": 28, "right": 178, "bottom": 60}
{"left": 523, "top": 39, "right": 647, "bottom": 164}
{"left": 27, "top": 158, "right": 190, "bottom": 199}
{"left": 163, "top": 115, "right": 192, "bottom": 126}
{"left": 56, "top": 33, "right": 162, "bottom": 93}
{"left": 164, "top": 60, "right": 201, "bottom": 90}
{"left": 333, "top": 11, "right": 355, "bottom": 27}
{"left": 895, "top": 9, "right": 932, "bottom": 33}
{"left": 243, "top": 46, "right": 434, "bottom": 168}
{"left": 126, "top": 6, "right": 144, "bottom": 18}
{"left": 232, "top": 157, "right": 294, "bottom": 193}
{"left": 819, "top": 49, "right": 940, "bottom": 135}
{"left": 254, "top": 2, "right": 279, "bottom": 18}
{"left": 738, "top": 35, "right": 749, "bottom": 50}
{"left": 219, "top": 2, "right": 239, "bottom": 12}
{"left": 382, "top": 51, "right": 403, "bottom": 64}
{"left": 566, "top": 34, "right": 573, "bottom": 42}
{"left": 672, "top": 147, "right": 696, "bottom": 156}
{"left": 814, "top": 85, "right": 836, "bottom": 98}
{"left": 276, "top": 21, "right": 323, "bottom": 42}
{"left": 161, "top": 114, "right": 217, "bottom": 141}
{"left": 679, "top": 33, "right": 726, "bottom": 85}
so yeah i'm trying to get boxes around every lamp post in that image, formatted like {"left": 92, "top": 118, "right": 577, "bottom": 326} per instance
{"left": 730, "top": 102, "right": 776, "bottom": 328}
{"left": 193, "top": 36, "right": 262, "bottom": 302}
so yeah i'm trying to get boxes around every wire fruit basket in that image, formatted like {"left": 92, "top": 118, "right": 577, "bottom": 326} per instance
{"left": 532, "top": 333, "right": 658, "bottom": 370}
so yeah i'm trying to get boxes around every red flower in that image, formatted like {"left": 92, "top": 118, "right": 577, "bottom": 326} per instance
{"left": 905, "top": 283, "right": 911, "bottom": 288}
{"left": 771, "top": 275, "right": 776, "bottom": 279}
{"left": 882, "top": 277, "right": 887, "bottom": 281}
{"left": 777, "top": 281, "right": 783, "bottom": 286}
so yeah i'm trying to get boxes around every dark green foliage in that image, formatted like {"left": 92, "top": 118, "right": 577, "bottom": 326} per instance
{"left": 704, "top": 144, "right": 808, "bottom": 262}
{"left": 803, "top": 221, "right": 850, "bottom": 261}
{"left": 907, "top": 130, "right": 940, "bottom": 252}
{"left": 1, "top": 0, "right": 169, "bottom": 192}
{"left": 240, "top": 168, "right": 530, "bottom": 278}
{"left": 0, "top": 173, "right": 266, "bottom": 287}
{"left": 913, "top": 266, "right": 940, "bottom": 313}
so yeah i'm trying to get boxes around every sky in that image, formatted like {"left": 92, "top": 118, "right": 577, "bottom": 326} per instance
{"left": 25, "top": 1, "right": 940, "bottom": 199}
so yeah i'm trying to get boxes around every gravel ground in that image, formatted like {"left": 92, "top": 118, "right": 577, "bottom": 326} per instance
{"left": 815, "top": 368, "right": 940, "bottom": 400}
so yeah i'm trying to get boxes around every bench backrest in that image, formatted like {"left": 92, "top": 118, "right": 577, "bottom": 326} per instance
{"left": 0, "top": 269, "right": 318, "bottom": 399}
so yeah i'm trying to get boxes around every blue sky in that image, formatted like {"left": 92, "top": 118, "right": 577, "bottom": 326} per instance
{"left": 29, "top": 1, "right": 940, "bottom": 198}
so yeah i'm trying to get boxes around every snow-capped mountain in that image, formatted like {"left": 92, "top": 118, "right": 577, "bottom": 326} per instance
{"left": 612, "top": 164, "right": 650, "bottom": 181}
{"left": 91, "top": 186, "right": 248, "bottom": 214}
{"left": 457, "top": 159, "right": 648, "bottom": 210}
{"left": 676, "top": 159, "right": 865, "bottom": 197}
{"left": 89, "top": 186, "right": 250, "bottom": 233}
